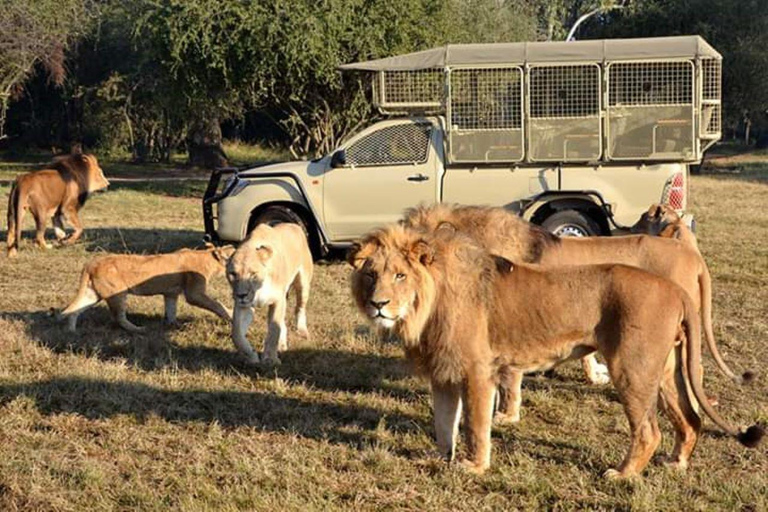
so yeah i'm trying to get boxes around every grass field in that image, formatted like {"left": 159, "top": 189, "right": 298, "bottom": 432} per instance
{"left": 0, "top": 150, "right": 766, "bottom": 510}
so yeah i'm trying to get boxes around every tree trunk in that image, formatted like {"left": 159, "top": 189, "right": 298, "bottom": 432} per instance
{"left": 187, "top": 117, "right": 228, "bottom": 169}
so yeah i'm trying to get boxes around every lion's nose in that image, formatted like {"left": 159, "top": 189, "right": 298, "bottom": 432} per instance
{"left": 236, "top": 293, "right": 249, "bottom": 300}
{"left": 369, "top": 299, "right": 390, "bottom": 310}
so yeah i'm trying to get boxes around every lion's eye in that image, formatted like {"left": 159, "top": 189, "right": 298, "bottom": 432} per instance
{"left": 395, "top": 273, "right": 406, "bottom": 281}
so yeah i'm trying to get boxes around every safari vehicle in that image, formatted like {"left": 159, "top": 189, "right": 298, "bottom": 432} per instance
{"left": 203, "top": 35, "right": 722, "bottom": 256}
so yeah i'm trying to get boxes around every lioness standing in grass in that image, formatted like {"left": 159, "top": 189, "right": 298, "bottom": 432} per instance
{"left": 227, "top": 223, "right": 313, "bottom": 364}
{"left": 57, "top": 245, "right": 234, "bottom": 332}
{"left": 403, "top": 204, "right": 753, "bottom": 423}
{"left": 6, "top": 153, "right": 110, "bottom": 257}
{"left": 348, "top": 224, "right": 763, "bottom": 476}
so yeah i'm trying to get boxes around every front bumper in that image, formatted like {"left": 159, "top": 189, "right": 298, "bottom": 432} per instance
{"left": 202, "top": 167, "right": 239, "bottom": 243}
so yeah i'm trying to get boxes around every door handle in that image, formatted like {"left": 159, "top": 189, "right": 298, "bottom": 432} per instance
{"left": 407, "top": 173, "right": 430, "bottom": 182}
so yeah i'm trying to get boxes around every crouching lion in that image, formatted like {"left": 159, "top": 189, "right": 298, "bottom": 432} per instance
{"left": 6, "top": 153, "right": 110, "bottom": 257}
{"left": 56, "top": 244, "right": 234, "bottom": 332}
{"left": 348, "top": 225, "right": 763, "bottom": 476}
{"left": 226, "top": 223, "right": 313, "bottom": 365}
{"left": 403, "top": 204, "right": 753, "bottom": 424}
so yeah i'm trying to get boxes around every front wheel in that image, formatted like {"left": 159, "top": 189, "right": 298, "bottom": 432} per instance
{"left": 541, "top": 210, "right": 601, "bottom": 237}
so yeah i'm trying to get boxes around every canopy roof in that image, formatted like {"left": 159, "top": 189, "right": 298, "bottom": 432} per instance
{"left": 339, "top": 36, "right": 721, "bottom": 72}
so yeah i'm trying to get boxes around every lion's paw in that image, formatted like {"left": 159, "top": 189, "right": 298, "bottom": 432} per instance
{"left": 260, "top": 354, "right": 281, "bottom": 366}
{"left": 458, "top": 459, "right": 489, "bottom": 475}
{"left": 587, "top": 364, "right": 611, "bottom": 385}
{"left": 296, "top": 326, "right": 310, "bottom": 339}
{"left": 603, "top": 468, "right": 637, "bottom": 480}
{"left": 243, "top": 353, "right": 261, "bottom": 365}
{"left": 660, "top": 456, "right": 689, "bottom": 472}
{"left": 494, "top": 411, "right": 520, "bottom": 425}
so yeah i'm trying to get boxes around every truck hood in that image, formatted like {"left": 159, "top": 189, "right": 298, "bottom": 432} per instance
{"left": 238, "top": 160, "right": 313, "bottom": 178}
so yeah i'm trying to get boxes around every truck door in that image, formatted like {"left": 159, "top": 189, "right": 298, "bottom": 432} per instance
{"left": 323, "top": 119, "right": 439, "bottom": 240}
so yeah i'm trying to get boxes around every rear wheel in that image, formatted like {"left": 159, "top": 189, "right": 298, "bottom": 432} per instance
{"left": 541, "top": 210, "right": 601, "bottom": 237}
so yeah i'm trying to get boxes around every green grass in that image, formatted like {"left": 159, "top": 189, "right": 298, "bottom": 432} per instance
{"left": 0, "top": 153, "right": 766, "bottom": 510}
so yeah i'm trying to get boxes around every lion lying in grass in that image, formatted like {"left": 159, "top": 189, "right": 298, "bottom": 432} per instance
{"left": 6, "top": 153, "right": 110, "bottom": 257}
{"left": 56, "top": 244, "right": 234, "bottom": 332}
{"left": 403, "top": 204, "right": 752, "bottom": 423}
{"left": 227, "top": 223, "right": 313, "bottom": 364}
{"left": 348, "top": 224, "right": 763, "bottom": 476}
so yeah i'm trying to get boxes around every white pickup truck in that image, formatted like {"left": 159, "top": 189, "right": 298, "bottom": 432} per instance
{"left": 203, "top": 36, "right": 719, "bottom": 256}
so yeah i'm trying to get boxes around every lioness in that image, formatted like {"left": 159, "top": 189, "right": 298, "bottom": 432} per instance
{"left": 6, "top": 153, "right": 110, "bottom": 257}
{"left": 403, "top": 204, "right": 752, "bottom": 423}
{"left": 631, "top": 203, "right": 698, "bottom": 249}
{"left": 227, "top": 223, "right": 313, "bottom": 364}
{"left": 348, "top": 225, "right": 763, "bottom": 476}
{"left": 56, "top": 245, "right": 234, "bottom": 332}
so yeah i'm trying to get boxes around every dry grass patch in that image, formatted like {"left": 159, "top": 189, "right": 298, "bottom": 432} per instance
{"left": 0, "top": 159, "right": 766, "bottom": 510}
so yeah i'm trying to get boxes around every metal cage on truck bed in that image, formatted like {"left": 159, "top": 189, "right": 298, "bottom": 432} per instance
{"left": 340, "top": 36, "right": 722, "bottom": 164}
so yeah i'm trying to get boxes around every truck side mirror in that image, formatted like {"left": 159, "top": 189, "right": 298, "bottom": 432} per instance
{"left": 330, "top": 149, "right": 347, "bottom": 168}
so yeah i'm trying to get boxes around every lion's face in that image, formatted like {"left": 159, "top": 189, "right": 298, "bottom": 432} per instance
{"left": 84, "top": 155, "right": 110, "bottom": 193}
{"left": 349, "top": 228, "right": 435, "bottom": 334}
{"left": 630, "top": 203, "right": 680, "bottom": 235}
{"left": 227, "top": 243, "right": 274, "bottom": 308}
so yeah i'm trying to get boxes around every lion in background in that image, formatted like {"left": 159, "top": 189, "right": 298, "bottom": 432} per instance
{"left": 56, "top": 244, "right": 234, "bottom": 332}
{"left": 227, "top": 222, "right": 313, "bottom": 364}
{"left": 6, "top": 153, "right": 110, "bottom": 257}
{"left": 631, "top": 203, "right": 699, "bottom": 249}
{"left": 348, "top": 224, "right": 763, "bottom": 476}
{"left": 403, "top": 204, "right": 753, "bottom": 423}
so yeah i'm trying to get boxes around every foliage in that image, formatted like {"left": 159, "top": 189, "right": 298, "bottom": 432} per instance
{"left": 0, "top": 0, "right": 91, "bottom": 139}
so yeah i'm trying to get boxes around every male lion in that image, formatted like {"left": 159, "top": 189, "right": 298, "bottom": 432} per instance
{"left": 56, "top": 244, "right": 234, "bottom": 332}
{"left": 403, "top": 204, "right": 752, "bottom": 423}
{"left": 6, "top": 153, "right": 110, "bottom": 257}
{"left": 631, "top": 203, "right": 698, "bottom": 249}
{"left": 348, "top": 225, "right": 763, "bottom": 476}
{"left": 227, "top": 223, "right": 313, "bottom": 364}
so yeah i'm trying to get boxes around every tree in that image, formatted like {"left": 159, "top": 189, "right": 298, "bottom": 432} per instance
{"left": 0, "top": 0, "right": 90, "bottom": 140}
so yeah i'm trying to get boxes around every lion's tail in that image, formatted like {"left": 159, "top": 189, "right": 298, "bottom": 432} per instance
{"left": 699, "top": 265, "right": 755, "bottom": 385}
{"left": 58, "top": 266, "right": 97, "bottom": 319}
{"left": 681, "top": 294, "right": 764, "bottom": 448}
{"left": 6, "top": 179, "right": 21, "bottom": 255}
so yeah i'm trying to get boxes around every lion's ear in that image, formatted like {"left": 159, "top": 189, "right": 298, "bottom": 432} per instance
{"left": 347, "top": 240, "right": 377, "bottom": 269}
{"left": 213, "top": 245, "right": 235, "bottom": 263}
{"left": 651, "top": 204, "right": 663, "bottom": 218}
{"left": 256, "top": 245, "right": 273, "bottom": 262}
{"left": 434, "top": 221, "right": 457, "bottom": 237}
{"left": 408, "top": 239, "right": 434, "bottom": 266}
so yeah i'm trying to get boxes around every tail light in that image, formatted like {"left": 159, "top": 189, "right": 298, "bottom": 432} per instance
{"left": 661, "top": 172, "right": 685, "bottom": 210}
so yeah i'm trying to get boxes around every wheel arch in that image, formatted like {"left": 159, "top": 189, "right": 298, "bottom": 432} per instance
{"left": 524, "top": 193, "right": 611, "bottom": 236}
{"left": 247, "top": 201, "right": 326, "bottom": 259}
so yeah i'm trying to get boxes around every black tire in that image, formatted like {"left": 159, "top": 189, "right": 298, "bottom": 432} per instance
{"left": 250, "top": 205, "right": 305, "bottom": 231}
{"left": 249, "top": 205, "right": 321, "bottom": 259}
{"left": 541, "top": 209, "right": 602, "bottom": 237}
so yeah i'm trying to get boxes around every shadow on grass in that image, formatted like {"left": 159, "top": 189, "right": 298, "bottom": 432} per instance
{"left": 2, "top": 309, "right": 415, "bottom": 401}
{"left": 0, "top": 227, "right": 206, "bottom": 254}
{"left": 0, "top": 375, "right": 421, "bottom": 447}
{"left": 80, "top": 227, "right": 205, "bottom": 254}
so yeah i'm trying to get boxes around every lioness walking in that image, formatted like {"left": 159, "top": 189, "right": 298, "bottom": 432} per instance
{"left": 227, "top": 223, "right": 313, "bottom": 364}
{"left": 57, "top": 245, "right": 234, "bottom": 332}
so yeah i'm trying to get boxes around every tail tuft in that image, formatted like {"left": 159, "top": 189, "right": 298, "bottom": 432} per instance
{"left": 737, "top": 425, "right": 765, "bottom": 448}
{"left": 740, "top": 371, "right": 756, "bottom": 385}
